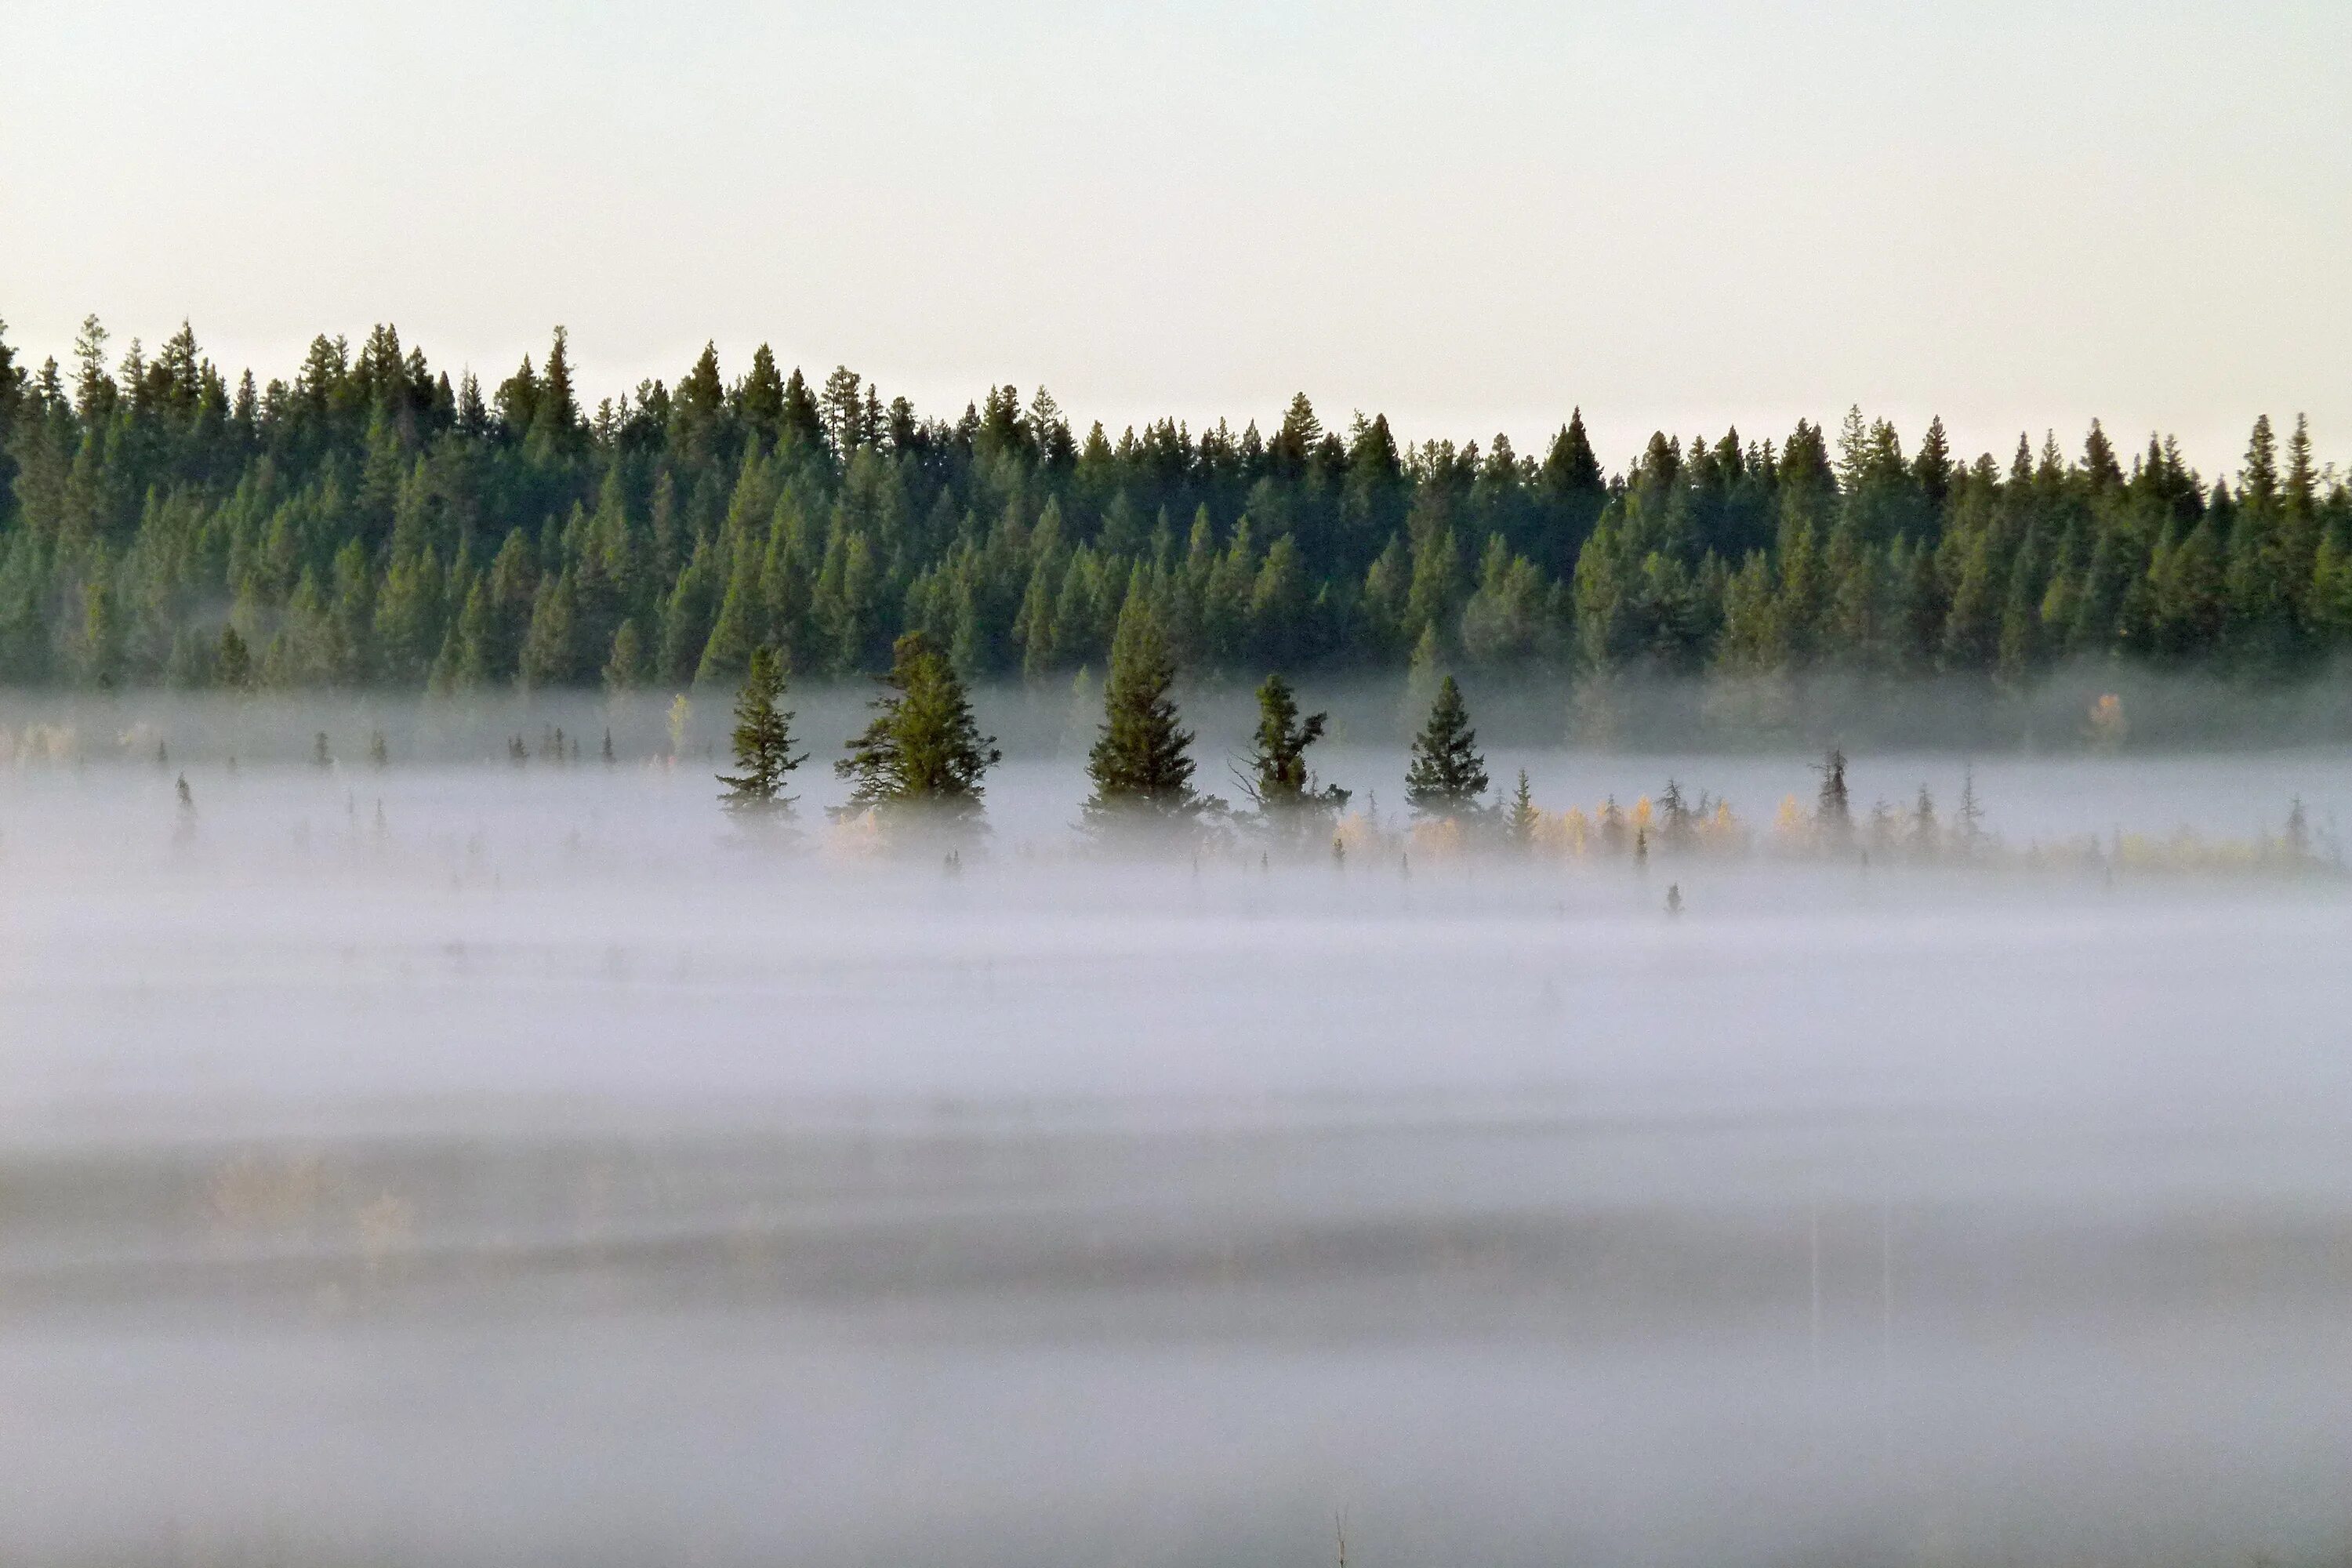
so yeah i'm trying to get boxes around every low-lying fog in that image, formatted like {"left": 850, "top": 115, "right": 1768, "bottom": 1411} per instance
{"left": 2, "top": 694, "right": 2350, "bottom": 1567}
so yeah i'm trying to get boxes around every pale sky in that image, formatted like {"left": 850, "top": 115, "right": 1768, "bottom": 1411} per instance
{"left": 3, "top": 0, "right": 2347, "bottom": 480}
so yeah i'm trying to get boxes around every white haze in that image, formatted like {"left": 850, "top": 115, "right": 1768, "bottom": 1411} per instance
{"left": 2, "top": 699, "right": 2350, "bottom": 1566}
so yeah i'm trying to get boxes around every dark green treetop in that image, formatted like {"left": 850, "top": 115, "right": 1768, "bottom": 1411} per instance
{"left": 718, "top": 645, "right": 804, "bottom": 815}
{"left": 1083, "top": 595, "right": 1207, "bottom": 827}
{"left": 1236, "top": 673, "right": 1348, "bottom": 833}
{"left": 1404, "top": 675, "right": 1489, "bottom": 818}
{"left": 1502, "top": 768, "right": 1539, "bottom": 848}
{"left": 833, "top": 630, "right": 1000, "bottom": 826}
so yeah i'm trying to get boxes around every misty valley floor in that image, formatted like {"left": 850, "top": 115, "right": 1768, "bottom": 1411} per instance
{"left": 3, "top": 753, "right": 2351, "bottom": 1565}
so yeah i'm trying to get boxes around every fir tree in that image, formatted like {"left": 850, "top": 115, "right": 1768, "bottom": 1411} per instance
{"left": 717, "top": 646, "right": 804, "bottom": 815}
{"left": 1236, "top": 673, "right": 1348, "bottom": 834}
{"left": 1502, "top": 768, "right": 1540, "bottom": 850}
{"left": 833, "top": 630, "right": 1001, "bottom": 828}
{"left": 1815, "top": 746, "right": 1852, "bottom": 847}
{"left": 1955, "top": 764, "right": 1986, "bottom": 856}
{"left": 1404, "top": 675, "right": 1489, "bottom": 819}
{"left": 1658, "top": 777, "right": 1694, "bottom": 849}
{"left": 1083, "top": 597, "right": 1205, "bottom": 828}
{"left": 216, "top": 625, "right": 252, "bottom": 691}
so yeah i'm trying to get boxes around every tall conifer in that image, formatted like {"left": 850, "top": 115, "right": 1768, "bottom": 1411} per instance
{"left": 834, "top": 631, "right": 1000, "bottom": 829}
{"left": 1083, "top": 596, "right": 1204, "bottom": 828}
{"left": 1237, "top": 673, "right": 1348, "bottom": 835}
{"left": 1404, "top": 676, "right": 1489, "bottom": 818}
{"left": 717, "top": 646, "right": 804, "bottom": 815}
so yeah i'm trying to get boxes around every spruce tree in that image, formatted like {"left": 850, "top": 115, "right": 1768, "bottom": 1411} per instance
{"left": 1404, "top": 675, "right": 1489, "bottom": 819}
{"left": 717, "top": 646, "right": 804, "bottom": 815}
{"left": 833, "top": 630, "right": 1000, "bottom": 828}
{"left": 216, "top": 625, "right": 252, "bottom": 691}
{"left": 1955, "top": 765, "right": 1986, "bottom": 857}
{"left": 1502, "top": 768, "right": 1539, "bottom": 849}
{"left": 1237, "top": 673, "right": 1348, "bottom": 834}
{"left": 1083, "top": 598, "right": 1205, "bottom": 828}
{"left": 1815, "top": 745, "right": 1852, "bottom": 847}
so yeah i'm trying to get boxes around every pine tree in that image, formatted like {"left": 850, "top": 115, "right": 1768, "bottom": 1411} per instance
{"left": 216, "top": 624, "right": 252, "bottom": 691}
{"left": 603, "top": 619, "right": 644, "bottom": 691}
{"left": 717, "top": 646, "right": 804, "bottom": 815}
{"left": 833, "top": 630, "right": 1000, "bottom": 828}
{"left": 1236, "top": 673, "right": 1348, "bottom": 834}
{"left": 1658, "top": 777, "right": 1694, "bottom": 849}
{"left": 1083, "top": 597, "right": 1205, "bottom": 828}
{"left": 1502, "top": 768, "right": 1539, "bottom": 850}
{"left": 1911, "top": 783, "right": 1939, "bottom": 859}
{"left": 1404, "top": 676, "right": 1489, "bottom": 818}
{"left": 1955, "top": 764, "right": 1986, "bottom": 857}
{"left": 1815, "top": 746, "right": 1852, "bottom": 848}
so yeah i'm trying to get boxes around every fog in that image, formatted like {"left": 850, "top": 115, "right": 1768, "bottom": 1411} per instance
{"left": 3, "top": 697, "right": 2350, "bottom": 1566}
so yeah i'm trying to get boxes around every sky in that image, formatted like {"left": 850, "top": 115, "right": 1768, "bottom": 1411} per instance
{"left": 2, "top": 0, "right": 2347, "bottom": 480}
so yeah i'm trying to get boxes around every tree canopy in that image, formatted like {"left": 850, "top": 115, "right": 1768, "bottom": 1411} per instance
{"left": 0, "top": 316, "right": 2343, "bottom": 693}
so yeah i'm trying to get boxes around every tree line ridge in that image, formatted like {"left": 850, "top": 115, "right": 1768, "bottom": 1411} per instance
{"left": 0, "top": 318, "right": 2342, "bottom": 695}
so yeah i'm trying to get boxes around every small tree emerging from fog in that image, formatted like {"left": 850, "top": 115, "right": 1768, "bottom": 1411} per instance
{"left": 1405, "top": 676, "right": 1489, "bottom": 820}
{"left": 1502, "top": 768, "right": 1539, "bottom": 850}
{"left": 1814, "top": 746, "right": 1852, "bottom": 847}
{"left": 1083, "top": 599, "right": 1206, "bottom": 828}
{"left": 717, "top": 646, "right": 804, "bottom": 815}
{"left": 1237, "top": 674, "right": 1348, "bottom": 835}
{"left": 1659, "top": 778, "right": 1695, "bottom": 851}
{"left": 1956, "top": 764, "right": 1985, "bottom": 857}
{"left": 834, "top": 631, "right": 1000, "bottom": 827}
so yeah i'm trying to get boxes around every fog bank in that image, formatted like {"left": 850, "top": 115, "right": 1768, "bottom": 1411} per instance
{"left": 1, "top": 720, "right": 2347, "bottom": 1565}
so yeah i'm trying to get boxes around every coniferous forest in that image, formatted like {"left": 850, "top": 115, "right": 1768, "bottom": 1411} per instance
{"left": 1, "top": 315, "right": 2347, "bottom": 696}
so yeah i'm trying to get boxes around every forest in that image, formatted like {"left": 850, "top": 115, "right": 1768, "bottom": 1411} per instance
{"left": 0, "top": 316, "right": 2346, "bottom": 696}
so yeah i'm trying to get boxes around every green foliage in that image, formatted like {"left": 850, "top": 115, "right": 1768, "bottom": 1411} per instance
{"left": 1238, "top": 673, "right": 1348, "bottom": 833}
{"left": 1502, "top": 768, "right": 1539, "bottom": 848}
{"left": 0, "top": 315, "right": 2343, "bottom": 691}
{"left": 1083, "top": 596, "right": 1204, "bottom": 826}
{"left": 833, "top": 631, "right": 1000, "bottom": 826}
{"left": 717, "top": 646, "right": 804, "bottom": 815}
{"left": 1404, "top": 676, "right": 1489, "bottom": 818}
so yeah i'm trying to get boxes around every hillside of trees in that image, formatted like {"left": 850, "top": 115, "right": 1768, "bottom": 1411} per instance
{"left": 0, "top": 316, "right": 2346, "bottom": 695}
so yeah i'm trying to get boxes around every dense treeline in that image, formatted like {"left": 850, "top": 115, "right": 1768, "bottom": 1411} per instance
{"left": 0, "top": 315, "right": 2346, "bottom": 694}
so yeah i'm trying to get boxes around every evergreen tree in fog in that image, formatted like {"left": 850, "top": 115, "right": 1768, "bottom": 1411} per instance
{"left": 1815, "top": 746, "right": 1853, "bottom": 848}
{"left": 717, "top": 646, "right": 804, "bottom": 815}
{"left": 1083, "top": 596, "right": 1206, "bottom": 829}
{"left": 1502, "top": 768, "right": 1540, "bottom": 849}
{"left": 1404, "top": 676, "right": 1490, "bottom": 820}
{"left": 834, "top": 631, "right": 1000, "bottom": 829}
{"left": 1237, "top": 673, "right": 1348, "bottom": 838}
